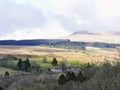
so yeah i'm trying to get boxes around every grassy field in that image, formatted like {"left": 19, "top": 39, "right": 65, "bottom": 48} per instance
{"left": 0, "top": 45, "right": 119, "bottom": 90}
{"left": 0, "top": 67, "right": 17, "bottom": 75}
{"left": 0, "top": 45, "right": 117, "bottom": 74}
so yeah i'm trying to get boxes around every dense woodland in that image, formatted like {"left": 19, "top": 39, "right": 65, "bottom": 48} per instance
{"left": 0, "top": 39, "right": 119, "bottom": 48}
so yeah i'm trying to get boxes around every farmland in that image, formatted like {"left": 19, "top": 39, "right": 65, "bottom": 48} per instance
{"left": 0, "top": 45, "right": 117, "bottom": 62}
{"left": 0, "top": 45, "right": 119, "bottom": 90}
{"left": 0, "top": 45, "right": 117, "bottom": 73}
{"left": 0, "top": 45, "right": 117, "bottom": 61}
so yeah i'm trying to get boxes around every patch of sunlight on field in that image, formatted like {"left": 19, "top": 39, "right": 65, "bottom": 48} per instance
{"left": 0, "top": 45, "right": 117, "bottom": 63}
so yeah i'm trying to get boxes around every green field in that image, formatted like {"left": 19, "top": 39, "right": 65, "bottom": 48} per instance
{"left": 0, "top": 45, "right": 117, "bottom": 74}
{"left": 0, "top": 67, "right": 17, "bottom": 75}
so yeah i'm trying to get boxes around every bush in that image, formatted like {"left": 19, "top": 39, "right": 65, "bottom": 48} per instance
{"left": 60, "top": 59, "right": 68, "bottom": 72}
{"left": 42, "top": 57, "right": 48, "bottom": 63}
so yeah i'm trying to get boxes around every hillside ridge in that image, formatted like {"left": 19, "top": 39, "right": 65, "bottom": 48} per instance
{"left": 61, "top": 31, "right": 120, "bottom": 44}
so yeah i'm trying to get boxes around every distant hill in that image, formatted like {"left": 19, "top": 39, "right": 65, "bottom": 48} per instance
{"left": 0, "top": 32, "right": 120, "bottom": 48}
{"left": 60, "top": 31, "right": 120, "bottom": 44}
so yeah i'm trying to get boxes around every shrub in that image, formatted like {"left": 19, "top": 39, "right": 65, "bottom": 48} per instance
{"left": 42, "top": 57, "right": 48, "bottom": 63}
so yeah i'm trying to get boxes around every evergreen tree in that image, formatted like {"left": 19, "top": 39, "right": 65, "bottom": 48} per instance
{"left": 58, "top": 74, "right": 66, "bottom": 85}
{"left": 25, "top": 58, "right": 31, "bottom": 72}
{"left": 0, "top": 86, "right": 3, "bottom": 90}
{"left": 77, "top": 71, "right": 85, "bottom": 82}
{"left": 66, "top": 71, "right": 76, "bottom": 81}
{"left": 71, "top": 72, "right": 76, "bottom": 81}
{"left": 17, "top": 58, "right": 23, "bottom": 70}
{"left": 86, "top": 62, "right": 91, "bottom": 68}
{"left": 66, "top": 71, "right": 72, "bottom": 81}
{"left": 51, "top": 57, "right": 58, "bottom": 66}
{"left": 4, "top": 71, "right": 9, "bottom": 78}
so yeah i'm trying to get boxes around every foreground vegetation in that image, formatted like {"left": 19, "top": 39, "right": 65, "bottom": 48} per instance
{"left": 1, "top": 61, "right": 120, "bottom": 90}
{"left": 0, "top": 46, "right": 119, "bottom": 90}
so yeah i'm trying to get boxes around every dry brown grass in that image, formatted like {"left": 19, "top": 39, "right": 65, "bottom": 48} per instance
{"left": 61, "top": 32, "right": 120, "bottom": 43}
{"left": 0, "top": 45, "right": 117, "bottom": 63}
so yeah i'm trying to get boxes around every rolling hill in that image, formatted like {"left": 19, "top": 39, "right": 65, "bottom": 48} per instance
{"left": 61, "top": 31, "right": 120, "bottom": 44}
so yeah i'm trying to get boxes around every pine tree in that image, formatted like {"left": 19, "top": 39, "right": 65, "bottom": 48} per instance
{"left": 17, "top": 58, "right": 23, "bottom": 70}
{"left": 71, "top": 72, "right": 76, "bottom": 81}
{"left": 66, "top": 71, "right": 76, "bottom": 81}
{"left": 0, "top": 86, "right": 3, "bottom": 90}
{"left": 4, "top": 71, "right": 9, "bottom": 78}
{"left": 77, "top": 71, "right": 84, "bottom": 82}
{"left": 86, "top": 62, "right": 91, "bottom": 68}
{"left": 25, "top": 58, "right": 31, "bottom": 72}
{"left": 58, "top": 74, "right": 66, "bottom": 85}
{"left": 66, "top": 71, "right": 72, "bottom": 81}
{"left": 51, "top": 57, "right": 58, "bottom": 66}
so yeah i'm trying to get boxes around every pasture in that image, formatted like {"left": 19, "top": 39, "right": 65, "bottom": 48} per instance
{"left": 0, "top": 45, "right": 117, "bottom": 73}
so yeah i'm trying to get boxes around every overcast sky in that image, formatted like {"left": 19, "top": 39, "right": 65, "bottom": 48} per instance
{"left": 0, "top": 0, "right": 120, "bottom": 40}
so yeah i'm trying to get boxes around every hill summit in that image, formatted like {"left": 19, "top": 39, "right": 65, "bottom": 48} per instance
{"left": 61, "top": 31, "right": 120, "bottom": 44}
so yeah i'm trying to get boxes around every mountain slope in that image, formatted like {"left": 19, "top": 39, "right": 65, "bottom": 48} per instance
{"left": 61, "top": 31, "right": 120, "bottom": 44}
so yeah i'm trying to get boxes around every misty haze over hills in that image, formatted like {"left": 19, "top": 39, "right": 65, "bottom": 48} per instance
{"left": 61, "top": 30, "right": 120, "bottom": 44}
{"left": 71, "top": 30, "right": 120, "bottom": 35}
{"left": 0, "top": 30, "right": 120, "bottom": 49}
{"left": 1, "top": 30, "right": 120, "bottom": 44}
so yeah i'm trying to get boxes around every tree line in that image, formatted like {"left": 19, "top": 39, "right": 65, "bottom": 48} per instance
{"left": 17, "top": 57, "right": 58, "bottom": 72}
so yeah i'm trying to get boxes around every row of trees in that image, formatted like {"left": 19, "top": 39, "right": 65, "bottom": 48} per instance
{"left": 58, "top": 71, "right": 85, "bottom": 85}
{"left": 17, "top": 58, "right": 31, "bottom": 72}
{"left": 17, "top": 57, "right": 58, "bottom": 72}
{"left": 58, "top": 63, "right": 94, "bottom": 85}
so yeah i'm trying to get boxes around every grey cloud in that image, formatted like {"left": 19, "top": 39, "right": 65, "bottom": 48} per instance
{"left": 0, "top": 0, "right": 120, "bottom": 39}
{"left": 51, "top": 0, "right": 98, "bottom": 31}
{"left": 51, "top": 0, "right": 120, "bottom": 32}
{"left": 0, "top": 0, "right": 46, "bottom": 35}
{"left": 55, "top": 15, "right": 81, "bottom": 31}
